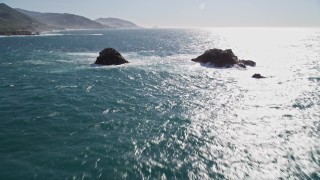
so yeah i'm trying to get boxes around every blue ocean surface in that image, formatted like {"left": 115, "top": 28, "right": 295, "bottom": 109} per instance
{"left": 0, "top": 28, "right": 319, "bottom": 179}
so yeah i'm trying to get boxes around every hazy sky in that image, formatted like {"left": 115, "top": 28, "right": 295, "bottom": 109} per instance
{"left": 2, "top": 0, "right": 320, "bottom": 27}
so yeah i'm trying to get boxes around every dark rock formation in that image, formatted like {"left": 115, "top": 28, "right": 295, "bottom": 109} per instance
{"left": 95, "top": 48, "right": 129, "bottom": 66}
{"left": 192, "top": 48, "right": 256, "bottom": 68}
{"left": 192, "top": 49, "right": 238, "bottom": 67}
{"left": 252, "top": 74, "right": 265, "bottom": 79}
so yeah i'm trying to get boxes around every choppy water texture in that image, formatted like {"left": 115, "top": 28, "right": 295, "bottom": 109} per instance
{"left": 0, "top": 28, "right": 319, "bottom": 179}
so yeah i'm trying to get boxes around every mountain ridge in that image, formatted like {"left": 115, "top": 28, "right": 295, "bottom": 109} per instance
{"left": 0, "top": 3, "right": 51, "bottom": 33}
{"left": 0, "top": 3, "right": 142, "bottom": 34}
{"left": 95, "top": 17, "right": 140, "bottom": 28}
{"left": 16, "top": 8, "right": 107, "bottom": 30}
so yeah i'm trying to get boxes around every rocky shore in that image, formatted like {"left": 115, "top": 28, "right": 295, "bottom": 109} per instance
{"left": 0, "top": 31, "right": 40, "bottom": 36}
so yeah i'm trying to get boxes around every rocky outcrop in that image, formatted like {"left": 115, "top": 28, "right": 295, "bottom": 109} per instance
{"left": 192, "top": 49, "right": 237, "bottom": 67}
{"left": 95, "top": 48, "right": 129, "bottom": 66}
{"left": 192, "top": 48, "right": 256, "bottom": 68}
{"left": 252, "top": 74, "right": 265, "bottom": 79}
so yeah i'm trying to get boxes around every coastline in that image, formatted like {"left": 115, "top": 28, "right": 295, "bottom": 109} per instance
{"left": 0, "top": 31, "right": 40, "bottom": 36}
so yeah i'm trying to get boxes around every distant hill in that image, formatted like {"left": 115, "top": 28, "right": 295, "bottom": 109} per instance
{"left": 95, "top": 17, "right": 140, "bottom": 28}
{"left": 16, "top": 8, "right": 107, "bottom": 30}
{"left": 0, "top": 3, "right": 140, "bottom": 33}
{"left": 0, "top": 3, "right": 50, "bottom": 32}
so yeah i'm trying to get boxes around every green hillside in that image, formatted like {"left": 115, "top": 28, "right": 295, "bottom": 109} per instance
{"left": 0, "top": 3, "right": 49, "bottom": 32}
{"left": 16, "top": 8, "right": 107, "bottom": 30}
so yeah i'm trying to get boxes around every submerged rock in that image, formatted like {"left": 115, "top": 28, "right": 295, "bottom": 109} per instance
{"left": 252, "top": 73, "right": 265, "bottom": 79}
{"left": 192, "top": 48, "right": 256, "bottom": 68}
{"left": 237, "top": 63, "right": 247, "bottom": 68}
{"left": 238, "top": 60, "right": 256, "bottom": 67}
{"left": 95, "top": 48, "right": 129, "bottom": 65}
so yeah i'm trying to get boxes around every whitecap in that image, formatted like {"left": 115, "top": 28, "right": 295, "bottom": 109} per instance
{"left": 48, "top": 112, "right": 59, "bottom": 117}
{"left": 102, "top": 109, "right": 109, "bottom": 114}
{"left": 86, "top": 86, "right": 93, "bottom": 92}
{"left": 55, "top": 85, "right": 78, "bottom": 89}
{"left": 39, "top": 33, "right": 64, "bottom": 36}
{"left": 41, "top": 33, "right": 103, "bottom": 36}
{"left": 24, "top": 60, "right": 51, "bottom": 65}
{"left": 67, "top": 52, "right": 98, "bottom": 57}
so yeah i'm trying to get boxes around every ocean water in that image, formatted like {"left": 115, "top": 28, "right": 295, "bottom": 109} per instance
{"left": 0, "top": 28, "right": 319, "bottom": 179}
